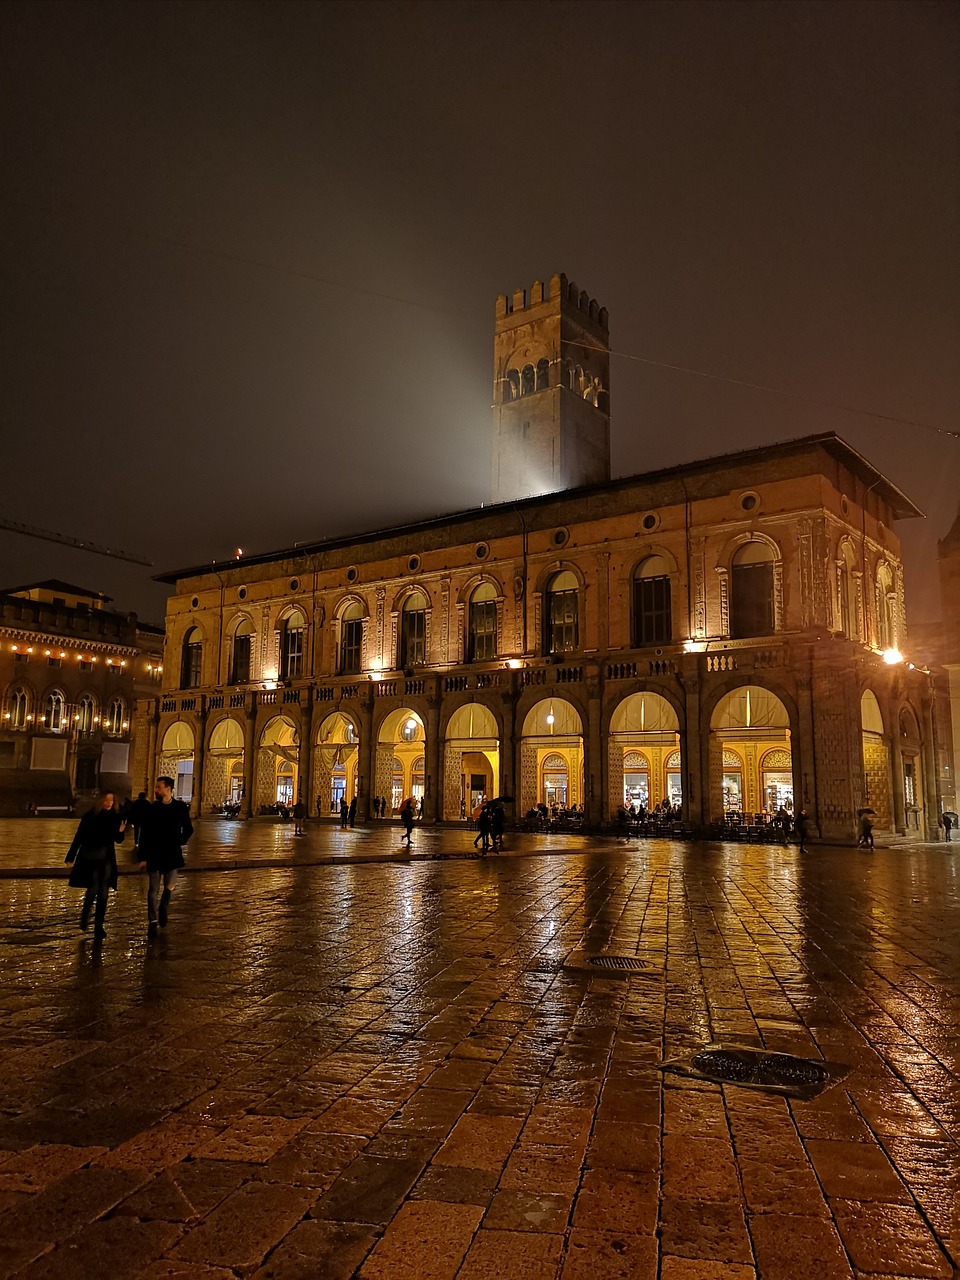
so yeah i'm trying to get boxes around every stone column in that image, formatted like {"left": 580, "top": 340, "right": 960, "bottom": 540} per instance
{"left": 192, "top": 704, "right": 208, "bottom": 819}
{"left": 146, "top": 709, "right": 159, "bottom": 792}
{"left": 500, "top": 680, "right": 518, "bottom": 819}
{"left": 681, "top": 662, "right": 703, "bottom": 824}
{"left": 795, "top": 671, "right": 821, "bottom": 837}
{"left": 584, "top": 671, "right": 603, "bottom": 826}
{"left": 424, "top": 685, "right": 441, "bottom": 824}
{"left": 890, "top": 736, "right": 907, "bottom": 835}
{"left": 920, "top": 694, "right": 939, "bottom": 839}
{"left": 241, "top": 697, "right": 257, "bottom": 819}
{"left": 357, "top": 688, "right": 375, "bottom": 821}
{"left": 299, "top": 695, "right": 314, "bottom": 815}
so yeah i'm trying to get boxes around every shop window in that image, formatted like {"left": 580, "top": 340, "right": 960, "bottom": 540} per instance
{"left": 280, "top": 611, "right": 305, "bottom": 680}
{"left": 467, "top": 584, "right": 497, "bottom": 662}
{"left": 339, "top": 602, "right": 363, "bottom": 674}
{"left": 545, "top": 571, "right": 579, "bottom": 655}
{"left": 399, "top": 592, "right": 427, "bottom": 667}
{"left": 730, "top": 543, "right": 775, "bottom": 638}
{"left": 180, "top": 628, "right": 202, "bottom": 689}
{"left": 633, "top": 555, "right": 672, "bottom": 646}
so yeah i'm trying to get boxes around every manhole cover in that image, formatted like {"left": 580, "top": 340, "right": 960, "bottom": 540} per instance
{"left": 587, "top": 955, "right": 649, "bottom": 972}
{"left": 659, "top": 1042, "right": 848, "bottom": 1098}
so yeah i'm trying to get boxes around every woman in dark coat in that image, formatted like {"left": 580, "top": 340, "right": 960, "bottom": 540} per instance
{"left": 64, "top": 791, "right": 126, "bottom": 939}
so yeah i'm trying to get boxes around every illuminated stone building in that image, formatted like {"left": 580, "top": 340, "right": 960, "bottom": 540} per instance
{"left": 138, "top": 277, "right": 940, "bottom": 843}
{"left": 0, "top": 580, "right": 163, "bottom": 814}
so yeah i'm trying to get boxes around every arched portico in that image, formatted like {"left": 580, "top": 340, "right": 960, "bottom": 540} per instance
{"left": 519, "top": 697, "right": 583, "bottom": 814}
{"left": 256, "top": 715, "right": 300, "bottom": 811}
{"left": 158, "top": 721, "right": 195, "bottom": 803}
{"left": 314, "top": 711, "right": 359, "bottom": 816}
{"left": 443, "top": 701, "right": 500, "bottom": 819}
{"left": 203, "top": 716, "right": 245, "bottom": 810}
{"left": 607, "top": 690, "right": 681, "bottom": 816}
{"left": 860, "top": 689, "right": 891, "bottom": 831}
{"left": 376, "top": 707, "right": 425, "bottom": 815}
{"left": 708, "top": 684, "right": 794, "bottom": 824}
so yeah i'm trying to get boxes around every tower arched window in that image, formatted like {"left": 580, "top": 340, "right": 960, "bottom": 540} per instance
{"left": 6, "top": 686, "right": 29, "bottom": 730}
{"left": 545, "top": 571, "right": 579, "bottom": 655}
{"left": 399, "top": 591, "right": 427, "bottom": 668}
{"left": 280, "top": 611, "right": 306, "bottom": 680}
{"left": 521, "top": 364, "right": 535, "bottom": 396}
{"left": 536, "top": 359, "right": 550, "bottom": 391}
{"left": 230, "top": 618, "right": 254, "bottom": 685}
{"left": 633, "top": 556, "right": 672, "bottom": 647}
{"left": 43, "top": 690, "right": 65, "bottom": 733}
{"left": 467, "top": 583, "right": 497, "bottom": 662}
{"left": 180, "top": 628, "right": 202, "bottom": 689}
{"left": 730, "top": 543, "right": 775, "bottom": 638}
{"left": 339, "top": 602, "right": 364, "bottom": 674}
{"left": 77, "top": 694, "right": 97, "bottom": 735}
{"left": 503, "top": 369, "right": 520, "bottom": 402}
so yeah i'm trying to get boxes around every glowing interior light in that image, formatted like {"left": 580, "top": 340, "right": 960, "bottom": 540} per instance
{"left": 406, "top": 719, "right": 417, "bottom": 733}
{"left": 546, "top": 703, "right": 555, "bottom": 726}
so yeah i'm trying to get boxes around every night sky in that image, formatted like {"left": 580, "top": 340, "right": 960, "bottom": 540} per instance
{"left": 1, "top": 0, "right": 957, "bottom": 629}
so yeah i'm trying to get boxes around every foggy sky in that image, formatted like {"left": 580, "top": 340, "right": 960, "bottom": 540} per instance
{"left": 1, "top": 0, "right": 957, "bottom": 628}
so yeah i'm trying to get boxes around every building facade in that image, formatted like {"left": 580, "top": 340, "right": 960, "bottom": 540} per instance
{"left": 136, "top": 280, "right": 941, "bottom": 843}
{"left": 0, "top": 581, "right": 163, "bottom": 814}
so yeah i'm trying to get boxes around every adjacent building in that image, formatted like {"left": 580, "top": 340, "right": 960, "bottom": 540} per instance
{"left": 136, "top": 275, "right": 941, "bottom": 843}
{"left": 0, "top": 580, "right": 163, "bottom": 814}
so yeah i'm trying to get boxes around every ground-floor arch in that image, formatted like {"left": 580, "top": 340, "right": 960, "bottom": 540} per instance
{"left": 256, "top": 715, "right": 300, "bottom": 812}
{"left": 709, "top": 685, "right": 793, "bottom": 823}
{"left": 520, "top": 697, "right": 583, "bottom": 815}
{"left": 375, "top": 707, "right": 425, "bottom": 815}
{"left": 607, "top": 691, "right": 682, "bottom": 815}
{"left": 203, "top": 716, "right": 245, "bottom": 810}
{"left": 443, "top": 701, "right": 500, "bottom": 820}
{"left": 158, "top": 721, "right": 195, "bottom": 803}
{"left": 314, "top": 711, "right": 359, "bottom": 816}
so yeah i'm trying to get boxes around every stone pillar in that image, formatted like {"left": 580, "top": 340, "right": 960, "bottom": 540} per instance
{"left": 300, "top": 696, "right": 314, "bottom": 815}
{"left": 681, "top": 663, "right": 703, "bottom": 824}
{"left": 146, "top": 710, "right": 159, "bottom": 792}
{"left": 192, "top": 705, "right": 208, "bottom": 819}
{"left": 584, "top": 672, "right": 603, "bottom": 826}
{"left": 920, "top": 694, "right": 939, "bottom": 839}
{"left": 795, "top": 672, "right": 821, "bottom": 838}
{"left": 424, "top": 687, "right": 441, "bottom": 824}
{"left": 357, "top": 689, "right": 375, "bottom": 821}
{"left": 500, "top": 681, "right": 518, "bottom": 820}
{"left": 890, "top": 736, "right": 907, "bottom": 835}
{"left": 241, "top": 698, "right": 257, "bottom": 819}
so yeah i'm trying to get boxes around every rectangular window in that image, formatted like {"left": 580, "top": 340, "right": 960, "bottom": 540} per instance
{"left": 468, "top": 601, "right": 497, "bottom": 662}
{"left": 13, "top": 652, "right": 28, "bottom": 664}
{"left": 47, "top": 656, "right": 62, "bottom": 667}
{"left": 281, "top": 628, "right": 304, "bottom": 679}
{"left": 181, "top": 643, "right": 202, "bottom": 689}
{"left": 79, "top": 660, "right": 92, "bottom": 672}
{"left": 548, "top": 589, "right": 578, "bottom": 654}
{"left": 633, "top": 576, "right": 672, "bottom": 647}
{"left": 400, "top": 610, "right": 426, "bottom": 667}
{"left": 340, "top": 618, "right": 363, "bottom": 674}
{"left": 730, "top": 564, "right": 774, "bottom": 638}
{"left": 231, "top": 635, "right": 251, "bottom": 685}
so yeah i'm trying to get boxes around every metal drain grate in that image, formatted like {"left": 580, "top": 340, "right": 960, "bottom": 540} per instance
{"left": 660, "top": 1043, "right": 843, "bottom": 1097}
{"left": 587, "top": 955, "right": 649, "bottom": 971}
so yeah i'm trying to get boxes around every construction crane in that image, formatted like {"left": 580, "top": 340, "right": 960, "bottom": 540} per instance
{"left": 0, "top": 517, "right": 153, "bottom": 566}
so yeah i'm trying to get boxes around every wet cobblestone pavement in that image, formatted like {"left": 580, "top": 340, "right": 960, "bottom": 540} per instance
{"left": 0, "top": 821, "right": 958, "bottom": 1278}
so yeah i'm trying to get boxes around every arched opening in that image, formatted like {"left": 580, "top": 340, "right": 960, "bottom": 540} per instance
{"left": 730, "top": 543, "right": 775, "bottom": 639}
{"left": 503, "top": 369, "right": 520, "bottom": 402}
{"left": 77, "top": 694, "right": 97, "bottom": 736}
{"left": 709, "top": 686, "right": 792, "bottom": 825}
{"left": 608, "top": 692, "right": 681, "bottom": 817}
{"left": 339, "top": 601, "right": 364, "bottom": 675}
{"left": 180, "top": 627, "right": 202, "bottom": 689}
{"left": 399, "top": 592, "right": 427, "bottom": 668}
{"left": 104, "top": 696, "right": 126, "bottom": 738}
{"left": 536, "top": 358, "right": 549, "bottom": 391}
{"left": 42, "top": 689, "right": 66, "bottom": 733}
{"left": 159, "top": 721, "right": 196, "bottom": 803}
{"left": 632, "top": 555, "right": 672, "bottom": 647}
{"left": 230, "top": 617, "right": 254, "bottom": 685}
{"left": 520, "top": 698, "right": 583, "bottom": 816}
{"left": 314, "top": 711, "right": 359, "bottom": 816}
{"left": 443, "top": 702, "right": 499, "bottom": 820}
{"left": 876, "top": 564, "right": 896, "bottom": 650}
{"left": 279, "top": 611, "right": 306, "bottom": 680}
{"left": 899, "top": 705, "right": 923, "bottom": 832}
{"left": 377, "top": 708, "right": 425, "bottom": 817}
{"left": 467, "top": 583, "right": 497, "bottom": 663}
{"left": 5, "top": 686, "right": 30, "bottom": 730}
{"left": 205, "top": 716, "right": 245, "bottom": 811}
{"left": 521, "top": 363, "right": 535, "bottom": 395}
{"left": 860, "top": 690, "right": 890, "bottom": 831}
{"left": 839, "top": 543, "right": 858, "bottom": 639}
{"left": 257, "top": 715, "right": 300, "bottom": 812}
{"left": 544, "top": 570, "right": 579, "bottom": 655}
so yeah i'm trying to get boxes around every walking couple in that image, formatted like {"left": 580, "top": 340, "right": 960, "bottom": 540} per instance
{"left": 65, "top": 776, "right": 193, "bottom": 943}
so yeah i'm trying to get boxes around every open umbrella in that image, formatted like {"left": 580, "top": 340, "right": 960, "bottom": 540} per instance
{"left": 857, "top": 808, "right": 876, "bottom": 816}
{"left": 943, "top": 811, "right": 959, "bottom": 823}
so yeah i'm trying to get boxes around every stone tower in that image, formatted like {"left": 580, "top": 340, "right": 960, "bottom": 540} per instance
{"left": 491, "top": 273, "right": 610, "bottom": 503}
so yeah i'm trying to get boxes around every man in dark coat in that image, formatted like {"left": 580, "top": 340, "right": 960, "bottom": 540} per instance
{"left": 348, "top": 795, "right": 357, "bottom": 828}
{"left": 138, "top": 776, "right": 194, "bottom": 939}
{"left": 129, "top": 791, "right": 152, "bottom": 847}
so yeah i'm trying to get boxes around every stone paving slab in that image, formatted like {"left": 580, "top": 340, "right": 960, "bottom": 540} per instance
{"left": 0, "top": 830, "right": 958, "bottom": 1277}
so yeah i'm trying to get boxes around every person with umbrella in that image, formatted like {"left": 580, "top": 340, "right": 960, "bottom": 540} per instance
{"left": 399, "top": 796, "right": 416, "bottom": 845}
{"left": 857, "top": 808, "right": 875, "bottom": 850}
{"left": 942, "top": 810, "right": 958, "bottom": 842}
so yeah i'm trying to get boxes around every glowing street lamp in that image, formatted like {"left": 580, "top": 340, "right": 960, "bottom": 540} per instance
{"left": 882, "top": 648, "right": 903, "bottom": 665}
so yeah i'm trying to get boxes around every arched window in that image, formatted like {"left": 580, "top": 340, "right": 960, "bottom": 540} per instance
{"left": 339, "top": 602, "right": 364, "bottom": 675}
{"left": 43, "top": 690, "right": 65, "bottom": 733}
{"left": 633, "top": 555, "right": 672, "bottom": 647}
{"left": 7, "top": 687, "right": 29, "bottom": 730}
{"left": 280, "top": 611, "right": 305, "bottom": 680}
{"left": 542, "top": 753, "right": 568, "bottom": 806}
{"left": 839, "top": 543, "right": 857, "bottom": 639}
{"left": 730, "top": 542, "right": 775, "bottom": 638}
{"left": 545, "top": 571, "right": 579, "bottom": 655}
{"left": 467, "top": 583, "right": 497, "bottom": 662}
{"left": 180, "top": 627, "right": 202, "bottom": 689}
{"left": 520, "top": 364, "right": 535, "bottom": 396}
{"left": 104, "top": 697, "right": 126, "bottom": 738}
{"left": 503, "top": 369, "right": 520, "bottom": 402}
{"left": 77, "top": 694, "right": 97, "bottom": 735}
{"left": 230, "top": 618, "right": 254, "bottom": 685}
{"left": 876, "top": 565, "right": 896, "bottom": 649}
{"left": 399, "top": 591, "right": 427, "bottom": 668}
{"left": 536, "top": 359, "right": 549, "bottom": 391}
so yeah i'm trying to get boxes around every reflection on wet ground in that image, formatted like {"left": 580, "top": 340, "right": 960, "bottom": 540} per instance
{"left": 0, "top": 829, "right": 958, "bottom": 1277}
